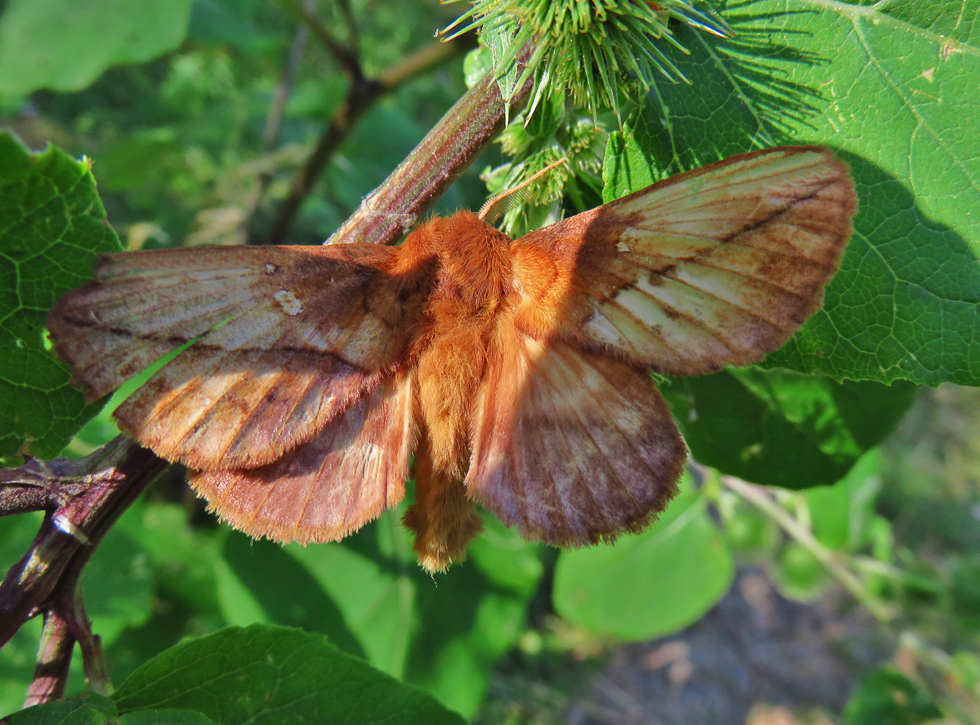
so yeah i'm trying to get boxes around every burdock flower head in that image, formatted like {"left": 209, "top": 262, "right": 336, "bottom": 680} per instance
{"left": 441, "top": 0, "right": 730, "bottom": 119}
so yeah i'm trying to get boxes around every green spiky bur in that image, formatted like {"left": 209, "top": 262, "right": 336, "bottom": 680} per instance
{"left": 443, "top": 0, "right": 729, "bottom": 120}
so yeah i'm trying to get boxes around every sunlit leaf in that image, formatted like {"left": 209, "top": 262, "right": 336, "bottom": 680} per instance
{"left": 553, "top": 475, "right": 733, "bottom": 641}
{"left": 0, "top": 0, "right": 194, "bottom": 94}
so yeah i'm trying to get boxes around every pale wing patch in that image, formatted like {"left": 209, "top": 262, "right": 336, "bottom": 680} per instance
{"left": 191, "top": 370, "right": 415, "bottom": 544}
{"left": 273, "top": 289, "right": 303, "bottom": 316}
{"left": 466, "top": 325, "right": 687, "bottom": 546}
{"left": 509, "top": 146, "right": 857, "bottom": 375}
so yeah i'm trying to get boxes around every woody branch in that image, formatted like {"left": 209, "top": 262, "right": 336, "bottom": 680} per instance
{"left": 0, "top": 439, "right": 167, "bottom": 704}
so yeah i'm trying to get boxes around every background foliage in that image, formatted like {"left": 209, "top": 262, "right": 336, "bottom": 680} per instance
{"left": 1, "top": 0, "right": 979, "bottom": 722}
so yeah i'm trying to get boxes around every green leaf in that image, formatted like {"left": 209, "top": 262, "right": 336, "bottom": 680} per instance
{"left": 116, "top": 503, "right": 223, "bottom": 622}
{"left": 480, "top": 15, "right": 523, "bottom": 105}
{"left": 803, "top": 449, "right": 883, "bottom": 551}
{"left": 102, "top": 501, "right": 229, "bottom": 686}
{"left": 69, "top": 502, "right": 156, "bottom": 648}
{"left": 462, "top": 47, "right": 493, "bottom": 89}
{"left": 553, "top": 474, "right": 733, "bottom": 641}
{"left": 602, "top": 5, "right": 980, "bottom": 387}
{"left": 118, "top": 710, "right": 217, "bottom": 725}
{"left": 278, "top": 514, "right": 419, "bottom": 678}
{"left": 951, "top": 554, "right": 980, "bottom": 625}
{"left": 844, "top": 668, "right": 943, "bottom": 725}
{"left": 662, "top": 369, "right": 916, "bottom": 489}
{"left": 224, "top": 510, "right": 541, "bottom": 718}
{"left": 772, "top": 541, "right": 829, "bottom": 601}
{"left": 5, "top": 697, "right": 218, "bottom": 725}
{"left": 0, "top": 132, "right": 122, "bottom": 458}
{"left": 82, "top": 522, "right": 155, "bottom": 647}
{"left": 217, "top": 532, "right": 368, "bottom": 660}
{"left": 466, "top": 515, "right": 544, "bottom": 597}
{"left": 403, "top": 516, "right": 541, "bottom": 715}
{"left": 0, "top": 513, "right": 44, "bottom": 713}
{"left": 1, "top": 693, "right": 117, "bottom": 724}
{"left": 0, "top": 0, "right": 195, "bottom": 95}
{"left": 0, "top": 618, "right": 42, "bottom": 717}
{"left": 111, "top": 625, "right": 466, "bottom": 725}
{"left": 188, "top": 0, "right": 268, "bottom": 53}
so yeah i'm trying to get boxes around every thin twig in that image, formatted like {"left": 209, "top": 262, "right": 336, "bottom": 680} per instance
{"left": 0, "top": 463, "right": 91, "bottom": 515}
{"left": 24, "top": 611, "right": 74, "bottom": 707}
{"left": 720, "top": 474, "right": 896, "bottom": 622}
{"left": 335, "top": 0, "right": 359, "bottom": 55}
{"left": 279, "top": 0, "right": 362, "bottom": 81}
{"left": 266, "top": 35, "right": 477, "bottom": 245}
{"left": 61, "top": 582, "right": 111, "bottom": 695}
{"left": 0, "top": 437, "right": 167, "bottom": 704}
{"left": 900, "top": 632, "right": 980, "bottom": 724}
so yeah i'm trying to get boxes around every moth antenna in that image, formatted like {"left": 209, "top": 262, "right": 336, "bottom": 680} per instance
{"left": 478, "top": 158, "right": 569, "bottom": 225}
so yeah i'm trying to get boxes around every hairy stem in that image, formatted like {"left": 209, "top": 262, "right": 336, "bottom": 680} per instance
{"left": 325, "top": 42, "right": 535, "bottom": 247}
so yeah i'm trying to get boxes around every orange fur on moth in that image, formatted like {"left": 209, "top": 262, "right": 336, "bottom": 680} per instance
{"left": 48, "top": 146, "right": 857, "bottom": 572}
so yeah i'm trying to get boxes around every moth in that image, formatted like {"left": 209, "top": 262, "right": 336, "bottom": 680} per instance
{"left": 48, "top": 146, "right": 856, "bottom": 572}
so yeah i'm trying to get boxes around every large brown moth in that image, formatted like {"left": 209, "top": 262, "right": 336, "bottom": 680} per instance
{"left": 48, "top": 146, "right": 857, "bottom": 572}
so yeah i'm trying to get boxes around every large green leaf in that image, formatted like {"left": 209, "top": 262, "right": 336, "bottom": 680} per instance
{"left": 103, "top": 502, "right": 229, "bottom": 687}
{"left": 402, "top": 516, "right": 542, "bottom": 714}
{"left": 1, "top": 693, "right": 118, "bottom": 724}
{"left": 0, "top": 132, "right": 122, "bottom": 458}
{"left": 111, "top": 625, "right": 466, "bottom": 725}
{"left": 217, "top": 532, "right": 369, "bottom": 660}
{"left": 603, "top": 1, "right": 980, "bottom": 387}
{"left": 0, "top": 0, "right": 194, "bottom": 95}
{"left": 553, "top": 474, "right": 734, "bottom": 641}
{"left": 802, "top": 448, "right": 884, "bottom": 552}
{"left": 3, "top": 693, "right": 218, "bottom": 725}
{"left": 662, "top": 370, "right": 916, "bottom": 488}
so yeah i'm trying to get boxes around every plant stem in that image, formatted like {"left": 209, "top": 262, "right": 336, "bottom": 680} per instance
{"left": 325, "top": 42, "right": 535, "bottom": 247}
{"left": 0, "top": 438, "right": 166, "bottom": 704}
{"left": 720, "top": 474, "right": 896, "bottom": 623}
{"left": 24, "top": 611, "right": 74, "bottom": 707}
